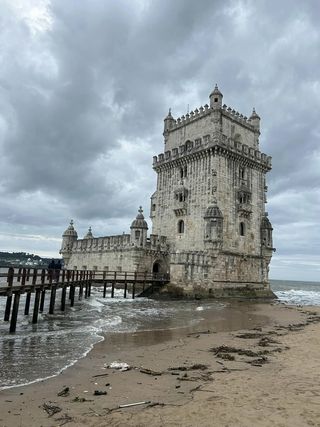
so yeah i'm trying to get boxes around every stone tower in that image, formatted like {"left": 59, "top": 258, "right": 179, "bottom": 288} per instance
{"left": 151, "top": 85, "right": 275, "bottom": 297}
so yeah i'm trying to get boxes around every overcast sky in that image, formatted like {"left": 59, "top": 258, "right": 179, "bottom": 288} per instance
{"left": 0, "top": 0, "right": 319, "bottom": 281}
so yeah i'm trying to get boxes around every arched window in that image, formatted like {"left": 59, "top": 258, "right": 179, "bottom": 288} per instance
{"left": 240, "top": 222, "right": 245, "bottom": 236}
{"left": 178, "top": 220, "right": 185, "bottom": 234}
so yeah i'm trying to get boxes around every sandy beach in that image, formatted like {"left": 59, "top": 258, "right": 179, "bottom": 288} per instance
{"left": 0, "top": 302, "right": 320, "bottom": 427}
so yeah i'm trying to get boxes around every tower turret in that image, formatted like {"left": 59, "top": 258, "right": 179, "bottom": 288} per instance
{"left": 60, "top": 220, "right": 78, "bottom": 265}
{"left": 130, "top": 206, "right": 148, "bottom": 247}
{"left": 261, "top": 213, "right": 273, "bottom": 250}
{"left": 163, "top": 109, "right": 175, "bottom": 136}
{"left": 209, "top": 84, "right": 223, "bottom": 109}
{"left": 249, "top": 108, "right": 261, "bottom": 131}
{"left": 83, "top": 226, "right": 94, "bottom": 239}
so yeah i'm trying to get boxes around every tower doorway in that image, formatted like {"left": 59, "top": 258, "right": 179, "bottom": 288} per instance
{"left": 153, "top": 262, "right": 160, "bottom": 274}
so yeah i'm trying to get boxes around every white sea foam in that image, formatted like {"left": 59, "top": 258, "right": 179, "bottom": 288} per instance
{"left": 275, "top": 289, "right": 320, "bottom": 306}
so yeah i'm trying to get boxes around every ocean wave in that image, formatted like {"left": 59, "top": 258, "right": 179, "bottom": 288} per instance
{"left": 275, "top": 289, "right": 320, "bottom": 306}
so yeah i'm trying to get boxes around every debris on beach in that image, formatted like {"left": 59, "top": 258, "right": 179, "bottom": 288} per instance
{"left": 54, "top": 414, "right": 73, "bottom": 426}
{"left": 139, "top": 367, "right": 162, "bottom": 376}
{"left": 57, "top": 387, "right": 70, "bottom": 397}
{"left": 119, "top": 401, "right": 151, "bottom": 408}
{"left": 168, "top": 364, "right": 208, "bottom": 371}
{"left": 107, "top": 361, "right": 131, "bottom": 371}
{"left": 72, "top": 396, "right": 94, "bottom": 403}
{"left": 94, "top": 390, "right": 107, "bottom": 396}
{"left": 42, "top": 402, "right": 62, "bottom": 417}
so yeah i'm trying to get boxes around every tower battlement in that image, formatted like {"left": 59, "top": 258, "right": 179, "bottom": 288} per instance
{"left": 153, "top": 138, "right": 271, "bottom": 170}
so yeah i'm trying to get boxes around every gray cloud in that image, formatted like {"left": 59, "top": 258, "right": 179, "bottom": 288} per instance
{"left": 0, "top": 0, "right": 319, "bottom": 279}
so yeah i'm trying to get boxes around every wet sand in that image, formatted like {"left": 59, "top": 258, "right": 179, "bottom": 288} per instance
{"left": 0, "top": 302, "right": 320, "bottom": 427}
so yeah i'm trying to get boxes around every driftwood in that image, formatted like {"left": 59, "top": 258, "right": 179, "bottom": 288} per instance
{"left": 119, "top": 401, "right": 151, "bottom": 408}
{"left": 139, "top": 368, "right": 162, "bottom": 376}
{"left": 92, "top": 373, "right": 109, "bottom": 378}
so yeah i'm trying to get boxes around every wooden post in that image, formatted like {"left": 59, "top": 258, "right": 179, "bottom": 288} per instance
{"left": 61, "top": 286, "right": 67, "bottom": 311}
{"left": 21, "top": 268, "right": 27, "bottom": 287}
{"left": 103, "top": 281, "right": 107, "bottom": 298}
{"left": 111, "top": 282, "right": 114, "bottom": 298}
{"left": 61, "top": 270, "right": 66, "bottom": 311}
{"left": 78, "top": 271, "right": 83, "bottom": 300}
{"left": 132, "top": 283, "right": 135, "bottom": 299}
{"left": 32, "top": 289, "right": 41, "bottom": 324}
{"left": 49, "top": 286, "right": 56, "bottom": 314}
{"left": 48, "top": 269, "right": 55, "bottom": 314}
{"left": 39, "top": 269, "right": 46, "bottom": 312}
{"left": 24, "top": 292, "right": 31, "bottom": 315}
{"left": 70, "top": 285, "right": 75, "bottom": 307}
{"left": 10, "top": 292, "right": 20, "bottom": 333}
{"left": 69, "top": 270, "right": 75, "bottom": 299}
{"left": 17, "top": 267, "right": 22, "bottom": 282}
{"left": 124, "top": 272, "right": 127, "bottom": 298}
{"left": 4, "top": 267, "right": 14, "bottom": 321}
{"left": 88, "top": 271, "right": 92, "bottom": 297}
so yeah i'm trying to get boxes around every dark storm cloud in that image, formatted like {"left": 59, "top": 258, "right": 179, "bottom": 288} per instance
{"left": 0, "top": 0, "right": 319, "bottom": 278}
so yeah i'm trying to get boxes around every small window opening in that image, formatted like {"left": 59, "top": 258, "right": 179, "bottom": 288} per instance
{"left": 240, "top": 222, "right": 245, "bottom": 236}
{"left": 180, "top": 166, "right": 187, "bottom": 179}
{"left": 152, "top": 204, "right": 156, "bottom": 211}
{"left": 178, "top": 220, "right": 185, "bottom": 234}
{"left": 214, "top": 97, "right": 218, "bottom": 102}
{"left": 135, "top": 230, "right": 140, "bottom": 239}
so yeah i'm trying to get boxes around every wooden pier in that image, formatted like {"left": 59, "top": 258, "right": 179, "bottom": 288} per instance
{"left": 0, "top": 267, "right": 170, "bottom": 333}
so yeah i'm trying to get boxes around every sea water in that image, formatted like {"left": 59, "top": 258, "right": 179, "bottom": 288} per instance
{"left": 0, "top": 279, "right": 319, "bottom": 390}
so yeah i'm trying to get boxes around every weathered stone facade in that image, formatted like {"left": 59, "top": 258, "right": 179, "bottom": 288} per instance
{"left": 60, "top": 85, "right": 275, "bottom": 298}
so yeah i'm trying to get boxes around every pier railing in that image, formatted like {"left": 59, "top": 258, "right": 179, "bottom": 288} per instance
{"left": 0, "top": 266, "right": 170, "bottom": 333}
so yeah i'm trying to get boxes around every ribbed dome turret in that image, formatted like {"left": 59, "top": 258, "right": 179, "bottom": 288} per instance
{"left": 250, "top": 108, "right": 260, "bottom": 120}
{"left": 130, "top": 206, "right": 148, "bottom": 230}
{"left": 62, "top": 220, "right": 78, "bottom": 238}
{"left": 261, "top": 214, "right": 272, "bottom": 229}
{"left": 210, "top": 84, "right": 223, "bottom": 98}
{"left": 204, "top": 203, "right": 223, "bottom": 219}
{"left": 83, "top": 226, "right": 94, "bottom": 239}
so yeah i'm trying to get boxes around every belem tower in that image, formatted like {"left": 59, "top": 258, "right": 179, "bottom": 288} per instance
{"left": 60, "top": 85, "right": 275, "bottom": 298}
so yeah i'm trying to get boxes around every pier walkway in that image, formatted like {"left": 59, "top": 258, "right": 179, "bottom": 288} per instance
{"left": 0, "top": 267, "right": 170, "bottom": 333}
